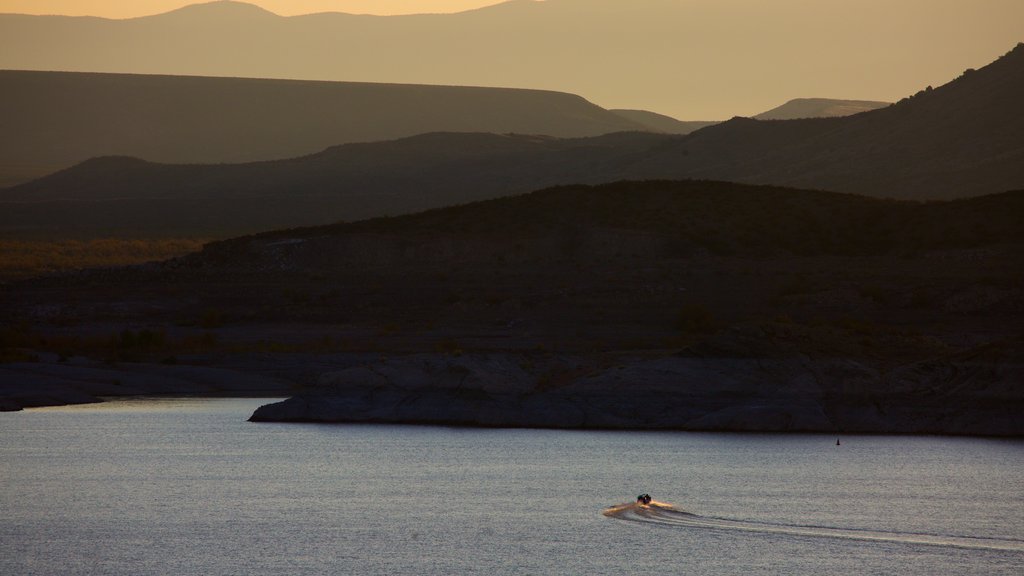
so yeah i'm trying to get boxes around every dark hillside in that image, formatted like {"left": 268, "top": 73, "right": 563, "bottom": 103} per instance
{"left": 9, "top": 180, "right": 1020, "bottom": 337}
{"left": 627, "top": 44, "right": 1024, "bottom": 199}
{"left": 0, "top": 132, "right": 666, "bottom": 238}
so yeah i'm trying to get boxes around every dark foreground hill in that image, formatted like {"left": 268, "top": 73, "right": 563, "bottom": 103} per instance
{"left": 3, "top": 44, "right": 1022, "bottom": 239}
{"left": 0, "top": 69, "right": 643, "bottom": 187}
{"left": 198, "top": 180, "right": 1024, "bottom": 267}
{"left": 2, "top": 180, "right": 1022, "bottom": 435}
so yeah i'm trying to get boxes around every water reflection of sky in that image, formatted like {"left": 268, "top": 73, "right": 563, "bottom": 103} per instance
{"left": 3, "top": 398, "right": 1022, "bottom": 576}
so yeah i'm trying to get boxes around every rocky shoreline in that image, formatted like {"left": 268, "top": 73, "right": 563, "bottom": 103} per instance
{"left": 4, "top": 318, "right": 1022, "bottom": 436}
{"left": 246, "top": 341, "right": 1024, "bottom": 436}
{"left": 4, "top": 341, "right": 1021, "bottom": 436}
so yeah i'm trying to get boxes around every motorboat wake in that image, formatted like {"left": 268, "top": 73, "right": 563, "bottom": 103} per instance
{"left": 603, "top": 500, "right": 1024, "bottom": 553}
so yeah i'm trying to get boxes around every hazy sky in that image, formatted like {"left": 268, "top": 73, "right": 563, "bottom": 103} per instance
{"left": 2, "top": 0, "right": 1023, "bottom": 118}
{"left": 0, "top": 0, "right": 503, "bottom": 17}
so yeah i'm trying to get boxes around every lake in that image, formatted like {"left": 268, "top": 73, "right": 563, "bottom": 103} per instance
{"left": 2, "top": 398, "right": 1022, "bottom": 575}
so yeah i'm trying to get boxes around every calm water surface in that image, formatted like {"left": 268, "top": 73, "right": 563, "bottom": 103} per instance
{"left": 1, "top": 398, "right": 1022, "bottom": 575}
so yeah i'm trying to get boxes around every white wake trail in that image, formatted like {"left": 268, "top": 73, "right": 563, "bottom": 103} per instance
{"left": 603, "top": 501, "right": 1024, "bottom": 553}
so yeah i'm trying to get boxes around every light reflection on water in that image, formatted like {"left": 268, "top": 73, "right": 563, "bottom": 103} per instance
{"left": 2, "top": 397, "right": 1022, "bottom": 575}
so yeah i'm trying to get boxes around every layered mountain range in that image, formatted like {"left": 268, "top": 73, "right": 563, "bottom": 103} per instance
{"left": 2, "top": 43, "right": 1022, "bottom": 238}
{"left": 0, "top": 70, "right": 645, "bottom": 188}
{"left": 0, "top": 71, "right": 880, "bottom": 190}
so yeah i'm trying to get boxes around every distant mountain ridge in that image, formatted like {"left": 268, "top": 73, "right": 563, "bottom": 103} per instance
{"left": 0, "top": 70, "right": 644, "bottom": 187}
{"left": 754, "top": 98, "right": 891, "bottom": 120}
{"left": 0, "top": 66, "right": 884, "bottom": 187}
{"left": 0, "top": 132, "right": 668, "bottom": 238}
{"left": 159, "top": 0, "right": 278, "bottom": 18}
{"left": 609, "top": 110, "right": 718, "bottom": 134}
{"left": 611, "top": 98, "right": 888, "bottom": 133}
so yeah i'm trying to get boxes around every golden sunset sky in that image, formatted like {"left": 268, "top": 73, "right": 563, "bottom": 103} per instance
{"left": 0, "top": 0, "right": 502, "bottom": 17}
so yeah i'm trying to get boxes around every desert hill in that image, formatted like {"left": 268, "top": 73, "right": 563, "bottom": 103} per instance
{"left": 609, "top": 110, "right": 718, "bottom": 134}
{"left": 0, "top": 70, "right": 645, "bottom": 188}
{"left": 753, "top": 98, "right": 890, "bottom": 120}
{"left": 197, "top": 180, "right": 1024, "bottom": 268}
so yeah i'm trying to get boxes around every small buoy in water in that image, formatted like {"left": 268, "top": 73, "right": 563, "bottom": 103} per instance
{"left": 836, "top": 438, "right": 841, "bottom": 446}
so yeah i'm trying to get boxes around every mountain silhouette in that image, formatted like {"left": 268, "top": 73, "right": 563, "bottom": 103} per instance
{"left": 610, "top": 99, "right": 886, "bottom": 134}
{"left": 0, "top": 132, "right": 665, "bottom": 237}
{"left": 621, "top": 43, "right": 1024, "bottom": 199}
{"left": 0, "top": 70, "right": 645, "bottom": 188}
{"left": 2, "top": 44, "right": 1022, "bottom": 238}
{"left": 159, "top": 0, "right": 278, "bottom": 19}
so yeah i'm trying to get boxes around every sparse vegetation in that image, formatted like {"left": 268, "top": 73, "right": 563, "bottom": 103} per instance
{"left": 0, "top": 238, "right": 206, "bottom": 281}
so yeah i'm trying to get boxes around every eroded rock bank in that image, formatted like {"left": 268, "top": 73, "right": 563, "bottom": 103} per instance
{"left": 3, "top": 319, "right": 1021, "bottom": 436}
{"left": 249, "top": 340, "right": 1024, "bottom": 436}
